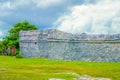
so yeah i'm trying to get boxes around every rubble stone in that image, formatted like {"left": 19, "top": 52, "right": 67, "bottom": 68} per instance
{"left": 19, "top": 29, "right": 120, "bottom": 62}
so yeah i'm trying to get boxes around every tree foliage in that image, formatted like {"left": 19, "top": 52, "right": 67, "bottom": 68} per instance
{"left": 9, "top": 20, "right": 38, "bottom": 34}
{"left": 2, "top": 20, "right": 38, "bottom": 50}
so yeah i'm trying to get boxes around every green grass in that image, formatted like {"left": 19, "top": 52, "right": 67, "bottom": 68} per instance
{"left": 0, "top": 56, "right": 120, "bottom": 80}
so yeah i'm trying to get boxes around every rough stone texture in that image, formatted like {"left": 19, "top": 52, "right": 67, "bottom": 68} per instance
{"left": 49, "top": 72, "right": 110, "bottom": 80}
{"left": 19, "top": 29, "right": 120, "bottom": 62}
{"left": 49, "top": 78, "right": 65, "bottom": 80}
{"left": 48, "top": 42, "right": 120, "bottom": 62}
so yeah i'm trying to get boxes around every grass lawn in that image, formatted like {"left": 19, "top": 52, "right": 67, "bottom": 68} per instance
{"left": 0, "top": 56, "right": 120, "bottom": 80}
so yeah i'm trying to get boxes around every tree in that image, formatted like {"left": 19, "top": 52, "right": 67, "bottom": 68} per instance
{"left": 9, "top": 20, "right": 38, "bottom": 34}
{"left": 2, "top": 20, "right": 38, "bottom": 51}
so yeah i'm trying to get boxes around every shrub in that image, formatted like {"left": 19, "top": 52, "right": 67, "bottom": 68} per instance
{"left": 16, "top": 50, "right": 20, "bottom": 55}
{"left": 16, "top": 54, "right": 23, "bottom": 58}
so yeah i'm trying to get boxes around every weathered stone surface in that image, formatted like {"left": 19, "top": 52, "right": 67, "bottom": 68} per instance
{"left": 49, "top": 78, "right": 65, "bottom": 80}
{"left": 49, "top": 72, "right": 110, "bottom": 80}
{"left": 76, "top": 75, "right": 110, "bottom": 80}
{"left": 19, "top": 29, "right": 120, "bottom": 62}
{"left": 48, "top": 42, "right": 120, "bottom": 62}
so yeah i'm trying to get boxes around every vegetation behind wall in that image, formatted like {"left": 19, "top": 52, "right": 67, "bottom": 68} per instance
{"left": 0, "top": 20, "right": 38, "bottom": 55}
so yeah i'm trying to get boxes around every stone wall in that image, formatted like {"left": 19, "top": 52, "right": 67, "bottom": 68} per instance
{"left": 20, "top": 41, "right": 120, "bottom": 62}
{"left": 49, "top": 42, "right": 120, "bottom": 62}
{"left": 19, "top": 30, "right": 120, "bottom": 62}
{"left": 20, "top": 42, "right": 49, "bottom": 58}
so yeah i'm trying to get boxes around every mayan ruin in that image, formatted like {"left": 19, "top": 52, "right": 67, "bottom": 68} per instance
{"left": 19, "top": 29, "right": 120, "bottom": 62}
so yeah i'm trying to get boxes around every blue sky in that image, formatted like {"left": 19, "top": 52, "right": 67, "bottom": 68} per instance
{"left": 0, "top": 0, "right": 120, "bottom": 40}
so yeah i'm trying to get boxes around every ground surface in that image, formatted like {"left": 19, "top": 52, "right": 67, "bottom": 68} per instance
{"left": 0, "top": 56, "right": 120, "bottom": 80}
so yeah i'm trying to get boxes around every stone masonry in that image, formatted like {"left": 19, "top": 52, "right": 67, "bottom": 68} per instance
{"left": 19, "top": 29, "right": 120, "bottom": 62}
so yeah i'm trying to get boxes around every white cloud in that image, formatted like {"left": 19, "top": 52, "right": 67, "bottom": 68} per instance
{"left": 0, "top": 31, "right": 3, "bottom": 36}
{"left": 0, "top": 1, "right": 14, "bottom": 16}
{"left": 0, "top": 20, "right": 11, "bottom": 37}
{"left": 0, "top": 0, "right": 65, "bottom": 10}
{"left": 54, "top": 0, "right": 120, "bottom": 34}
{"left": 0, "top": 1, "right": 13, "bottom": 9}
{"left": 32, "top": 0, "right": 65, "bottom": 8}
{"left": 0, "top": 38, "right": 2, "bottom": 41}
{"left": 0, "top": 0, "right": 66, "bottom": 16}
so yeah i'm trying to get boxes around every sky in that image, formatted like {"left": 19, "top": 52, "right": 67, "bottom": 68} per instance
{"left": 0, "top": 0, "right": 120, "bottom": 40}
